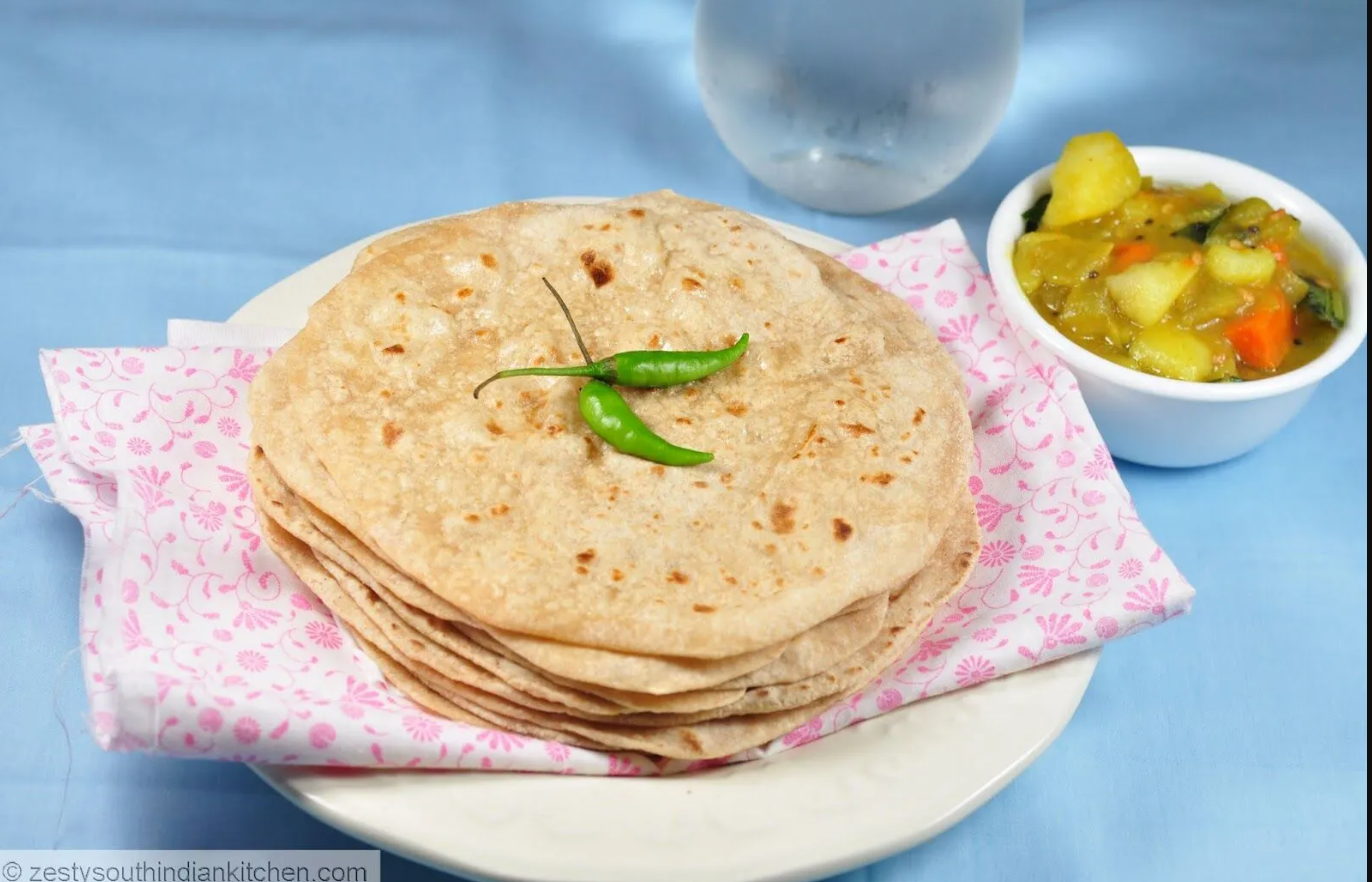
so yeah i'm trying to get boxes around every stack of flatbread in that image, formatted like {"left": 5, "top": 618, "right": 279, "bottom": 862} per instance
{"left": 248, "top": 192, "right": 979, "bottom": 760}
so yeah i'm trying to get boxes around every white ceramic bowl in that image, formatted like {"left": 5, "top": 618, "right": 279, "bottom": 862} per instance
{"left": 987, "top": 146, "right": 1368, "bottom": 468}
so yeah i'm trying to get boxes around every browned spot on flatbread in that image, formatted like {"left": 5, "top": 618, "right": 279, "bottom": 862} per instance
{"left": 834, "top": 336, "right": 848, "bottom": 344}
{"left": 692, "top": 604, "right": 716, "bottom": 613}
{"left": 382, "top": 344, "right": 405, "bottom": 354}
{"left": 668, "top": 571, "right": 689, "bottom": 584}
{"left": 724, "top": 575, "right": 738, "bottom": 585}
{"left": 861, "top": 472, "right": 895, "bottom": 486}
{"left": 850, "top": 375, "right": 864, "bottom": 387}
{"left": 382, "top": 422, "right": 403, "bottom": 447}
{"left": 611, "top": 569, "right": 625, "bottom": 582}
{"left": 725, "top": 402, "right": 748, "bottom": 417}
{"left": 576, "top": 550, "right": 596, "bottom": 564}
{"left": 651, "top": 465, "right": 665, "bottom": 477}
{"left": 480, "top": 253, "right": 497, "bottom": 269}
{"left": 575, "top": 566, "right": 589, "bottom": 575}
{"left": 693, "top": 480, "right": 709, "bottom": 489}
{"left": 684, "top": 387, "right": 700, "bottom": 399}
{"left": 791, "top": 423, "right": 819, "bottom": 460}
{"left": 580, "top": 250, "right": 614, "bottom": 287}
{"left": 763, "top": 543, "right": 777, "bottom": 555}
{"left": 720, "top": 473, "right": 733, "bottom": 485}
{"left": 394, "top": 292, "right": 406, "bottom": 302}
{"left": 647, "top": 334, "right": 662, "bottom": 349}
{"left": 465, "top": 514, "right": 480, "bottom": 523}
{"left": 681, "top": 277, "right": 702, "bottom": 291}
{"left": 913, "top": 407, "right": 926, "bottom": 425}
{"left": 627, "top": 208, "right": 645, "bottom": 218}
{"left": 380, "top": 389, "right": 392, "bottom": 399}
{"left": 546, "top": 424, "right": 564, "bottom": 437}
{"left": 486, "top": 420, "right": 504, "bottom": 436}
{"left": 681, "top": 731, "right": 703, "bottom": 753}
{"left": 841, "top": 422, "right": 875, "bottom": 437}
{"left": 770, "top": 502, "right": 797, "bottom": 534}
{"left": 955, "top": 551, "right": 975, "bottom": 574}
{"left": 456, "top": 287, "right": 473, "bottom": 299}
{"left": 832, "top": 518, "right": 854, "bottom": 542}
{"left": 490, "top": 504, "right": 510, "bottom": 516}
{"left": 729, "top": 277, "right": 744, "bottom": 291}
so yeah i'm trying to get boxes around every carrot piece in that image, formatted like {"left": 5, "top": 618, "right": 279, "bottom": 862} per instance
{"left": 1263, "top": 240, "right": 1288, "bottom": 264}
{"left": 1110, "top": 241, "right": 1158, "bottom": 272}
{"left": 1224, "top": 294, "right": 1294, "bottom": 371}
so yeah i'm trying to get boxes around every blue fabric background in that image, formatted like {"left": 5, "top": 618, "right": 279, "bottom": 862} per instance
{"left": 0, "top": 1, "right": 1365, "bottom": 879}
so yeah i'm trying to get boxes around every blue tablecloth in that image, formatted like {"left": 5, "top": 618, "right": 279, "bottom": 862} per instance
{"left": 0, "top": 1, "right": 1365, "bottom": 879}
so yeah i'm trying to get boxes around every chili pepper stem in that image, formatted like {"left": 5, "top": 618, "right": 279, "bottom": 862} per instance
{"left": 472, "top": 364, "right": 608, "bottom": 399}
{"left": 542, "top": 277, "right": 594, "bottom": 366}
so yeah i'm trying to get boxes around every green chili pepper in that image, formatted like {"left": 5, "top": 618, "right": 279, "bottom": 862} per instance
{"left": 472, "top": 279, "right": 748, "bottom": 398}
{"left": 578, "top": 380, "right": 713, "bottom": 467}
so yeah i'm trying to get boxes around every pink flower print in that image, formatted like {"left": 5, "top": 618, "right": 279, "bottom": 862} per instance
{"left": 227, "top": 351, "right": 261, "bottom": 383}
{"left": 306, "top": 620, "right": 343, "bottom": 650}
{"left": 973, "top": 627, "right": 997, "bottom": 642}
{"left": 1118, "top": 558, "right": 1144, "bottom": 580}
{"left": 1056, "top": 450, "right": 1076, "bottom": 468}
{"left": 132, "top": 467, "right": 173, "bottom": 513}
{"left": 290, "top": 592, "right": 316, "bottom": 611}
{"left": 1036, "top": 613, "right": 1087, "bottom": 651}
{"left": 232, "top": 601, "right": 281, "bottom": 631}
{"left": 233, "top": 716, "right": 261, "bottom": 744}
{"left": 1082, "top": 490, "right": 1107, "bottom": 507}
{"left": 782, "top": 715, "right": 824, "bottom": 748}
{"left": 1125, "top": 578, "right": 1171, "bottom": 616}
{"left": 121, "top": 611, "right": 152, "bottom": 651}
{"left": 984, "top": 383, "right": 1013, "bottom": 411}
{"left": 218, "top": 466, "right": 251, "bottom": 501}
{"left": 935, "top": 288, "right": 958, "bottom": 309}
{"left": 937, "top": 314, "right": 979, "bottom": 345}
{"left": 976, "top": 494, "right": 1013, "bottom": 532}
{"left": 914, "top": 635, "right": 957, "bottom": 661}
{"left": 198, "top": 708, "right": 224, "bottom": 733}
{"left": 1021, "top": 544, "right": 1044, "bottom": 561}
{"left": 876, "top": 689, "right": 903, "bottom": 712}
{"left": 121, "top": 579, "right": 140, "bottom": 603}
{"left": 236, "top": 650, "right": 268, "bottom": 672}
{"left": 955, "top": 655, "right": 996, "bottom": 687}
{"left": 544, "top": 740, "right": 571, "bottom": 763}
{"left": 979, "top": 539, "right": 1016, "bottom": 568}
{"left": 402, "top": 715, "right": 442, "bottom": 742}
{"left": 127, "top": 437, "right": 152, "bottom": 457}
{"left": 1083, "top": 445, "right": 1115, "bottom": 481}
{"left": 1018, "top": 564, "right": 1062, "bottom": 597}
{"left": 476, "top": 729, "right": 524, "bottom": 753}
{"left": 217, "top": 417, "right": 241, "bottom": 438}
{"left": 190, "top": 500, "right": 226, "bottom": 532}
{"left": 607, "top": 755, "right": 642, "bottom": 776}
{"left": 193, "top": 440, "right": 218, "bottom": 459}
{"left": 340, "top": 676, "right": 384, "bottom": 719}
{"left": 968, "top": 475, "right": 983, "bottom": 495}
{"left": 845, "top": 253, "right": 870, "bottom": 271}
{"left": 308, "top": 723, "right": 337, "bottom": 749}
{"left": 95, "top": 431, "right": 116, "bottom": 449}
{"left": 1095, "top": 617, "right": 1119, "bottom": 639}
{"left": 121, "top": 356, "right": 145, "bottom": 375}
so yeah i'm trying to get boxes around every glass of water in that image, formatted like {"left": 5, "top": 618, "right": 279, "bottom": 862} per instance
{"left": 694, "top": 0, "right": 1023, "bottom": 215}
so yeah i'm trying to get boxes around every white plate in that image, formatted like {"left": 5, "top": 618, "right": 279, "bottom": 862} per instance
{"left": 236, "top": 199, "right": 1100, "bottom": 882}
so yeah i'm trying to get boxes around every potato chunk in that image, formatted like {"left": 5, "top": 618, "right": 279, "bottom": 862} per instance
{"left": 1130, "top": 326, "right": 1216, "bottom": 382}
{"left": 1204, "top": 242, "right": 1277, "bottom": 286}
{"left": 1042, "top": 132, "right": 1143, "bottom": 228}
{"left": 1105, "top": 257, "right": 1200, "bottom": 327}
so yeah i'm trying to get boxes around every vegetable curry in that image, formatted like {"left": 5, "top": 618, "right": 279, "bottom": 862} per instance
{"left": 1014, "top": 132, "right": 1346, "bottom": 382}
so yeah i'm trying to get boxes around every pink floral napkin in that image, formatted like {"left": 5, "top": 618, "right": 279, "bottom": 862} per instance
{"left": 20, "top": 220, "right": 1193, "bottom": 775}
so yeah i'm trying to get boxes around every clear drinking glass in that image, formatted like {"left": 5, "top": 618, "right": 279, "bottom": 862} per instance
{"left": 694, "top": 0, "right": 1023, "bottom": 215}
